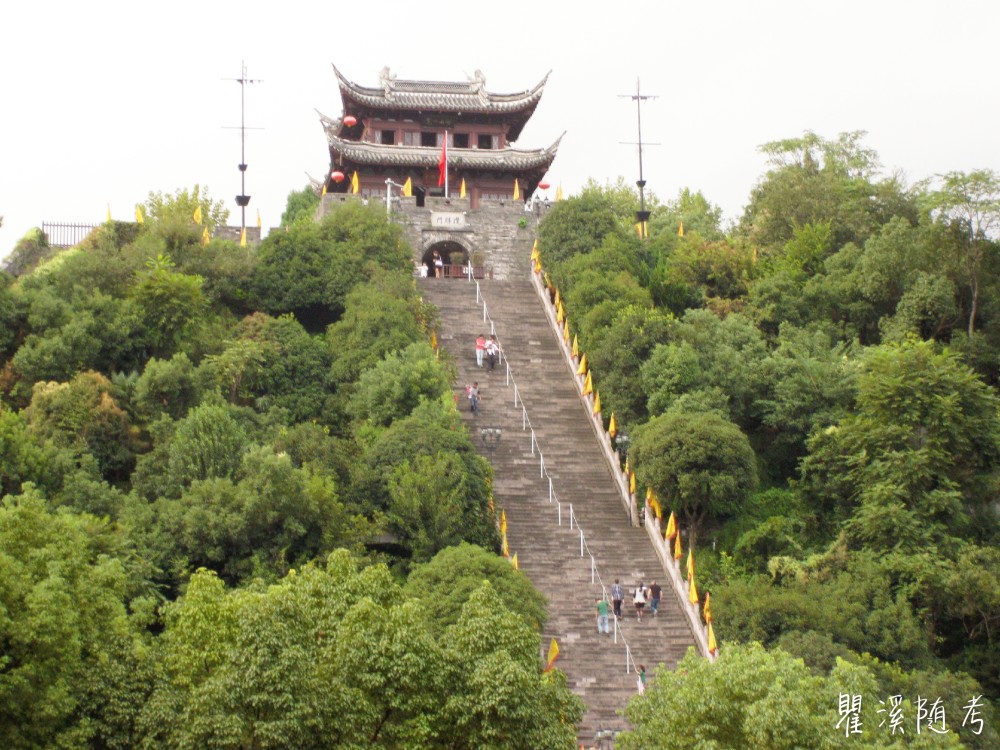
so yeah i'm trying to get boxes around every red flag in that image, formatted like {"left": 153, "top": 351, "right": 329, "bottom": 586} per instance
{"left": 438, "top": 136, "right": 447, "bottom": 187}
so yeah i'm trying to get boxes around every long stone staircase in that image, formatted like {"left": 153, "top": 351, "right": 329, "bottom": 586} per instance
{"left": 419, "top": 244, "right": 696, "bottom": 745}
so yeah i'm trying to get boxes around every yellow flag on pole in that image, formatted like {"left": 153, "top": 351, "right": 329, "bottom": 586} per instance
{"left": 193, "top": 206, "right": 203, "bottom": 225}
{"left": 402, "top": 177, "right": 412, "bottom": 197}
{"left": 555, "top": 184, "right": 563, "bottom": 202}
{"left": 135, "top": 205, "right": 144, "bottom": 224}
{"left": 707, "top": 621, "right": 718, "bottom": 655}
{"left": 665, "top": 511, "right": 677, "bottom": 540}
{"left": 321, "top": 182, "right": 327, "bottom": 197}
{"left": 629, "top": 470, "right": 636, "bottom": 495}
{"left": 502, "top": 531, "right": 509, "bottom": 558}
{"left": 678, "top": 221, "right": 685, "bottom": 237}
{"left": 240, "top": 227, "right": 247, "bottom": 248}
{"left": 689, "top": 575, "right": 699, "bottom": 604}
{"left": 704, "top": 592, "right": 713, "bottom": 623}
{"left": 572, "top": 334, "right": 579, "bottom": 359}
{"left": 257, "top": 208, "right": 262, "bottom": 229}
{"left": 674, "top": 531, "right": 683, "bottom": 560}
{"left": 544, "top": 638, "right": 560, "bottom": 672}
{"left": 687, "top": 548, "right": 695, "bottom": 582}
{"left": 513, "top": 179, "right": 520, "bottom": 200}
{"left": 511, "top": 552, "right": 518, "bottom": 570}
{"left": 554, "top": 288, "right": 561, "bottom": 308}
{"left": 351, "top": 171, "right": 360, "bottom": 194}
{"left": 582, "top": 371, "right": 593, "bottom": 395}
{"left": 460, "top": 178, "right": 467, "bottom": 199}
{"left": 531, "top": 239, "right": 539, "bottom": 260}
{"left": 106, "top": 204, "right": 112, "bottom": 223}
{"left": 500, "top": 510, "right": 507, "bottom": 536}
{"left": 201, "top": 226, "right": 210, "bottom": 247}
{"left": 609, "top": 412, "right": 617, "bottom": 438}
{"left": 593, "top": 391, "right": 602, "bottom": 416}
{"left": 563, "top": 320, "right": 570, "bottom": 344}
{"left": 576, "top": 353, "right": 588, "bottom": 376}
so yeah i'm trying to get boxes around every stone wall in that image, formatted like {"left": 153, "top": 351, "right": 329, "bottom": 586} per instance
{"left": 318, "top": 192, "right": 553, "bottom": 281}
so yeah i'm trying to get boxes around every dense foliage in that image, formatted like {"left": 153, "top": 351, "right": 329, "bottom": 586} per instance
{"left": 538, "top": 138, "right": 1000, "bottom": 745}
{"left": 0, "top": 193, "right": 577, "bottom": 748}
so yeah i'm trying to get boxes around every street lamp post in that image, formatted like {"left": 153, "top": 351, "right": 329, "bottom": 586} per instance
{"left": 385, "top": 178, "right": 406, "bottom": 217}
{"left": 480, "top": 427, "right": 502, "bottom": 461}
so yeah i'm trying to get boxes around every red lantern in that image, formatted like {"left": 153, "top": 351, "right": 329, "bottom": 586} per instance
{"left": 538, "top": 181, "right": 550, "bottom": 190}
{"left": 343, "top": 115, "right": 357, "bottom": 127}
{"left": 331, "top": 171, "right": 345, "bottom": 183}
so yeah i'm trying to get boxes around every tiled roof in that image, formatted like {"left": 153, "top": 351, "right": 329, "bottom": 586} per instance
{"left": 332, "top": 65, "right": 549, "bottom": 115}
{"left": 326, "top": 132, "right": 563, "bottom": 172}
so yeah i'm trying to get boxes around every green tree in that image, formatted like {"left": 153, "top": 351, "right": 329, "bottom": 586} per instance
{"left": 353, "top": 341, "right": 451, "bottom": 427}
{"left": 405, "top": 542, "right": 548, "bottom": 630}
{"left": 921, "top": 169, "right": 1000, "bottom": 335}
{"left": 280, "top": 184, "right": 320, "bottom": 226}
{"left": 166, "top": 403, "right": 250, "bottom": 489}
{"left": 0, "top": 490, "right": 148, "bottom": 749}
{"left": 632, "top": 411, "right": 757, "bottom": 545}
{"left": 799, "top": 339, "right": 1000, "bottom": 551}
{"left": 620, "top": 643, "right": 962, "bottom": 750}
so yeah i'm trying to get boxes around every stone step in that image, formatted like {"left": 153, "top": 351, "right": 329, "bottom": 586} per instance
{"left": 419, "top": 272, "right": 696, "bottom": 743}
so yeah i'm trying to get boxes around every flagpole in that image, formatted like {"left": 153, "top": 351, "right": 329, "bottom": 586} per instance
{"left": 444, "top": 130, "right": 449, "bottom": 198}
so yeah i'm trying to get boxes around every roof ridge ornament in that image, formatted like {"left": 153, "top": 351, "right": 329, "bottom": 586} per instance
{"left": 379, "top": 66, "right": 396, "bottom": 99}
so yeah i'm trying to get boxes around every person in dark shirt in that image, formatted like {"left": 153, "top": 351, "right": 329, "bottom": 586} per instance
{"left": 649, "top": 581, "right": 661, "bottom": 616}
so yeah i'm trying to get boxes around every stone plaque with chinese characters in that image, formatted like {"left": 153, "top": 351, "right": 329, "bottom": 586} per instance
{"left": 431, "top": 212, "right": 467, "bottom": 229}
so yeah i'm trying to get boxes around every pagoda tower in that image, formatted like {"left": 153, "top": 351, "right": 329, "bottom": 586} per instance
{"left": 318, "top": 66, "right": 561, "bottom": 209}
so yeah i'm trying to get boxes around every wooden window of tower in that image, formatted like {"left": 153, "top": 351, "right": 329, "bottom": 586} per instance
{"left": 421, "top": 131, "right": 437, "bottom": 147}
{"left": 477, "top": 134, "right": 493, "bottom": 149}
{"left": 381, "top": 129, "right": 396, "bottom": 145}
{"left": 453, "top": 133, "right": 469, "bottom": 148}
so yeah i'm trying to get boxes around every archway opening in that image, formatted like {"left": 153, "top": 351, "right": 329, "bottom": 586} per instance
{"left": 423, "top": 241, "right": 470, "bottom": 279}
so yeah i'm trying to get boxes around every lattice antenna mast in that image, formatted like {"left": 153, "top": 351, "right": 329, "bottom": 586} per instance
{"left": 223, "top": 62, "right": 263, "bottom": 233}
{"left": 619, "top": 78, "right": 659, "bottom": 236}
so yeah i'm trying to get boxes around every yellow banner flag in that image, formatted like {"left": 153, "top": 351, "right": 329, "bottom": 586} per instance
{"left": 533, "top": 258, "right": 542, "bottom": 273}
{"left": 665, "top": 511, "right": 677, "bottom": 540}
{"left": 500, "top": 509, "right": 507, "bottom": 535}
{"left": 106, "top": 204, "right": 112, "bottom": 223}
{"left": 513, "top": 178, "right": 520, "bottom": 200}
{"left": 576, "top": 353, "right": 587, "bottom": 376}
{"left": 554, "top": 288, "right": 561, "bottom": 308}
{"left": 555, "top": 184, "right": 563, "bottom": 202}
{"left": 240, "top": 227, "right": 247, "bottom": 248}
{"left": 582, "top": 371, "right": 593, "bottom": 395}
{"left": 531, "top": 238, "right": 539, "bottom": 260}
{"left": 201, "top": 226, "right": 210, "bottom": 247}
{"left": 678, "top": 221, "right": 685, "bottom": 237}
{"left": 321, "top": 182, "right": 327, "bottom": 197}
{"left": 629, "top": 470, "right": 635, "bottom": 495}
{"left": 687, "top": 548, "right": 695, "bottom": 581}
{"left": 460, "top": 178, "right": 467, "bottom": 199}
{"left": 608, "top": 412, "right": 617, "bottom": 438}
{"left": 572, "top": 334, "right": 579, "bottom": 359}
{"left": 193, "top": 206, "right": 203, "bottom": 225}
{"left": 511, "top": 552, "right": 518, "bottom": 570}
{"left": 707, "top": 621, "right": 718, "bottom": 654}
{"left": 689, "top": 576, "right": 699, "bottom": 605}
{"left": 135, "top": 205, "right": 144, "bottom": 224}
{"left": 704, "top": 592, "right": 713, "bottom": 623}
{"left": 351, "top": 171, "right": 360, "bottom": 194}
{"left": 556, "top": 302, "right": 565, "bottom": 324}
{"left": 593, "top": 391, "right": 601, "bottom": 416}
{"left": 502, "top": 531, "right": 509, "bottom": 558}
{"left": 544, "top": 638, "right": 560, "bottom": 671}
{"left": 673, "top": 531, "right": 683, "bottom": 560}
{"left": 430, "top": 330, "right": 438, "bottom": 351}
{"left": 563, "top": 320, "right": 570, "bottom": 344}
{"left": 257, "top": 208, "right": 262, "bottom": 229}
{"left": 402, "top": 177, "right": 412, "bottom": 197}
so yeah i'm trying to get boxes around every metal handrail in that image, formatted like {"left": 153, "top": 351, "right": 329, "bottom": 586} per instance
{"left": 466, "top": 272, "right": 642, "bottom": 675}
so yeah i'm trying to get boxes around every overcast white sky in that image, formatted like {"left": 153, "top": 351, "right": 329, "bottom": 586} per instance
{"left": 2, "top": 0, "right": 998, "bottom": 257}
